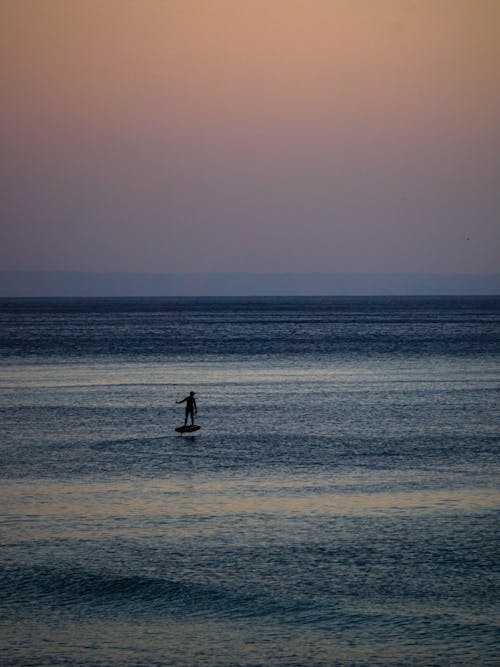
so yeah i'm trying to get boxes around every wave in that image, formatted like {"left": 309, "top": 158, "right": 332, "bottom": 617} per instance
{"left": 0, "top": 564, "right": 253, "bottom": 619}
{"left": 0, "top": 562, "right": 365, "bottom": 625}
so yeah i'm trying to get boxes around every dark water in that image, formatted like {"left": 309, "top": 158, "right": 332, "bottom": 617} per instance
{"left": 1, "top": 296, "right": 499, "bottom": 666}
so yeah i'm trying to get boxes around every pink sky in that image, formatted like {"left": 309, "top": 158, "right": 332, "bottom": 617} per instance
{"left": 1, "top": 0, "right": 498, "bottom": 274}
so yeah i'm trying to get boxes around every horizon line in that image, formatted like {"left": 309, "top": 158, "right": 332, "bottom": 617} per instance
{"left": 3, "top": 270, "right": 499, "bottom": 276}
{"left": 1, "top": 270, "right": 499, "bottom": 298}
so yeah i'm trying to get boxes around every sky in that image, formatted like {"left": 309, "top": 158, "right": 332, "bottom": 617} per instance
{"left": 1, "top": 0, "right": 499, "bottom": 275}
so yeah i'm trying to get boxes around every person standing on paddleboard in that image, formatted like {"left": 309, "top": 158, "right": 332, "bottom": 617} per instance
{"left": 176, "top": 391, "right": 197, "bottom": 427}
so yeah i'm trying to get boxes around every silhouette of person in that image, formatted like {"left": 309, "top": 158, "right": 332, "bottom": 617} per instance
{"left": 176, "top": 391, "right": 197, "bottom": 427}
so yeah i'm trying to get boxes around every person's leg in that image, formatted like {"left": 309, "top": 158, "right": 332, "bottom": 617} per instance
{"left": 184, "top": 407, "right": 189, "bottom": 427}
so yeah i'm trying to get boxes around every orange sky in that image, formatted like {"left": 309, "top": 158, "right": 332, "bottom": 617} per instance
{"left": 1, "top": 0, "right": 499, "bottom": 273}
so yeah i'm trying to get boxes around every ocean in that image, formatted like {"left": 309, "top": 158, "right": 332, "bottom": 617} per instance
{"left": 0, "top": 296, "right": 498, "bottom": 666}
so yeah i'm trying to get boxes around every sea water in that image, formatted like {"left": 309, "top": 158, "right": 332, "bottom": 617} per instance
{"left": 0, "top": 296, "right": 498, "bottom": 666}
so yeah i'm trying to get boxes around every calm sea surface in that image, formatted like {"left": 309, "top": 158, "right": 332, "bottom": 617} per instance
{"left": 0, "top": 296, "right": 499, "bottom": 666}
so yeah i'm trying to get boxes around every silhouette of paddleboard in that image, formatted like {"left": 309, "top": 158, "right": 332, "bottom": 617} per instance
{"left": 175, "top": 425, "right": 201, "bottom": 434}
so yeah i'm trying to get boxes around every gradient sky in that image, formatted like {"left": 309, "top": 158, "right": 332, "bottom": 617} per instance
{"left": 1, "top": 0, "right": 499, "bottom": 274}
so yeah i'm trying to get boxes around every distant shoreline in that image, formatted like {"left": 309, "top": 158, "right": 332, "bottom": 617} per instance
{"left": 1, "top": 271, "right": 499, "bottom": 297}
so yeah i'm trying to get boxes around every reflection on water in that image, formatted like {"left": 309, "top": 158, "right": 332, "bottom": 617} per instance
{"left": 1, "top": 297, "right": 499, "bottom": 666}
{"left": 2, "top": 472, "right": 500, "bottom": 667}
{"left": 2, "top": 471, "right": 499, "bottom": 667}
{"left": 3, "top": 473, "right": 499, "bottom": 529}
{"left": 4, "top": 614, "right": 495, "bottom": 667}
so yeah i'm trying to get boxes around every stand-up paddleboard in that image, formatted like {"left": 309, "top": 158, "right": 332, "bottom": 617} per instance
{"left": 175, "top": 425, "right": 201, "bottom": 434}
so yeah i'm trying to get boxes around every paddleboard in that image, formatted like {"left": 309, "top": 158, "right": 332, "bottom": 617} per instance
{"left": 175, "top": 425, "right": 201, "bottom": 434}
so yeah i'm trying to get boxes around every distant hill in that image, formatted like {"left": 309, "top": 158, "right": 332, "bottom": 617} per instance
{"left": 1, "top": 271, "right": 499, "bottom": 297}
